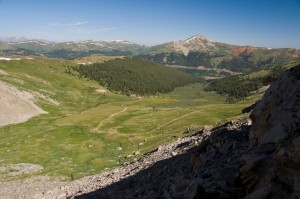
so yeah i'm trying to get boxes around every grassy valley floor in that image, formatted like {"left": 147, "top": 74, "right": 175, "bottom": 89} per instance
{"left": 0, "top": 57, "right": 259, "bottom": 180}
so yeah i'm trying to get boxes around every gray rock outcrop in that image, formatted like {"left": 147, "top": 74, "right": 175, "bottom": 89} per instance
{"left": 250, "top": 65, "right": 300, "bottom": 145}
{"left": 240, "top": 64, "right": 300, "bottom": 198}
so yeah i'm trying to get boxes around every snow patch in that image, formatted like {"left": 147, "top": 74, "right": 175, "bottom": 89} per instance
{"left": 185, "top": 35, "right": 211, "bottom": 43}
{"left": 109, "top": 40, "right": 134, "bottom": 45}
{"left": 17, "top": 40, "right": 48, "bottom": 45}
{"left": 0, "top": 57, "right": 34, "bottom": 61}
{"left": 0, "top": 57, "right": 21, "bottom": 61}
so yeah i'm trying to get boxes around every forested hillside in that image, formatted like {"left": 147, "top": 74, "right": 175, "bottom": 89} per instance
{"left": 205, "top": 62, "right": 300, "bottom": 102}
{"left": 139, "top": 48, "right": 300, "bottom": 73}
{"left": 204, "top": 76, "right": 261, "bottom": 102}
{"left": 73, "top": 57, "right": 200, "bottom": 95}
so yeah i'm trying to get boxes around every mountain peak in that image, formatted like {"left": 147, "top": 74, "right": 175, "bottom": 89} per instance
{"left": 167, "top": 35, "right": 217, "bottom": 55}
{"left": 185, "top": 35, "right": 214, "bottom": 43}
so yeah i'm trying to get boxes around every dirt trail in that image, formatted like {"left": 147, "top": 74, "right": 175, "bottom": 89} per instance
{"left": 0, "top": 81, "right": 47, "bottom": 127}
{"left": 93, "top": 107, "right": 128, "bottom": 132}
{"left": 156, "top": 111, "right": 198, "bottom": 129}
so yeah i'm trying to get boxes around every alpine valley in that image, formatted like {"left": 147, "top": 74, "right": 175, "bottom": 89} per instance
{"left": 0, "top": 34, "right": 300, "bottom": 199}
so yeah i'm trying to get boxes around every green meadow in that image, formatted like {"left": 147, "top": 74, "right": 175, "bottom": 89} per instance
{"left": 0, "top": 57, "right": 258, "bottom": 180}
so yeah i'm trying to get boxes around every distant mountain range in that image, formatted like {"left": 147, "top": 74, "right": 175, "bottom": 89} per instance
{"left": 0, "top": 36, "right": 55, "bottom": 45}
{"left": 140, "top": 35, "right": 300, "bottom": 73}
{"left": 0, "top": 37, "right": 147, "bottom": 57}
{"left": 0, "top": 35, "right": 299, "bottom": 73}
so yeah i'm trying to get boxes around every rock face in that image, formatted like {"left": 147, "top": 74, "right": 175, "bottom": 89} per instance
{"left": 34, "top": 64, "right": 300, "bottom": 198}
{"left": 250, "top": 65, "right": 300, "bottom": 144}
{"left": 240, "top": 64, "right": 300, "bottom": 198}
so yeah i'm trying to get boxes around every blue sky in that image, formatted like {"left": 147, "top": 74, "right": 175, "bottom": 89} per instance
{"left": 0, "top": 0, "right": 299, "bottom": 48}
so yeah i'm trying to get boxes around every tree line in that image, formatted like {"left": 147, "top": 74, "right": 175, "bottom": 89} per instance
{"left": 204, "top": 63, "right": 295, "bottom": 103}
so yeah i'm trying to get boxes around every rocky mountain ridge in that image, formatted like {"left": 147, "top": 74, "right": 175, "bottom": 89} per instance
{"left": 0, "top": 37, "right": 55, "bottom": 45}
{"left": 0, "top": 35, "right": 299, "bottom": 72}
{"left": 28, "top": 64, "right": 300, "bottom": 198}
{"left": 140, "top": 35, "right": 300, "bottom": 73}
{"left": 0, "top": 37, "right": 147, "bottom": 58}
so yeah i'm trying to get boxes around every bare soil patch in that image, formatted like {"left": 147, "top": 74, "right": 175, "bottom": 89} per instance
{"left": 0, "top": 163, "right": 43, "bottom": 177}
{"left": 0, "top": 81, "right": 47, "bottom": 127}
{"left": 95, "top": 88, "right": 107, "bottom": 93}
{"left": 0, "top": 69, "right": 8, "bottom": 75}
{"left": 0, "top": 175, "right": 66, "bottom": 199}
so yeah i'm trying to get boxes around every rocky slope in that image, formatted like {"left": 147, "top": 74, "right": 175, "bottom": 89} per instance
{"left": 32, "top": 121, "right": 250, "bottom": 199}
{"left": 32, "top": 64, "right": 300, "bottom": 199}
{"left": 0, "top": 80, "right": 47, "bottom": 127}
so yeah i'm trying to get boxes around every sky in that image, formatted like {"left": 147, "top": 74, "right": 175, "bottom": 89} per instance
{"left": 0, "top": 0, "right": 299, "bottom": 48}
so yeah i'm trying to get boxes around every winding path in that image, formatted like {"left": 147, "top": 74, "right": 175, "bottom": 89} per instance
{"left": 155, "top": 110, "right": 198, "bottom": 130}
{"left": 93, "top": 107, "right": 128, "bottom": 132}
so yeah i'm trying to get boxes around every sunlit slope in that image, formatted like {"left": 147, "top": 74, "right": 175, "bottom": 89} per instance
{"left": 0, "top": 57, "right": 256, "bottom": 179}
